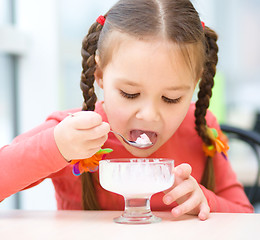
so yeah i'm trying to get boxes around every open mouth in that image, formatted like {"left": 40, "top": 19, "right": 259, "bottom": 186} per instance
{"left": 130, "top": 129, "right": 158, "bottom": 145}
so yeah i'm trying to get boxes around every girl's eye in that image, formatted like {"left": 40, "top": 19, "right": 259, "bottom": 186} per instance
{"left": 120, "top": 90, "right": 140, "bottom": 99}
{"left": 162, "top": 96, "right": 181, "bottom": 104}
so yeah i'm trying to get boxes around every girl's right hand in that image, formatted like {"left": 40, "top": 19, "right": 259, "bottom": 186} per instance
{"left": 54, "top": 111, "right": 110, "bottom": 161}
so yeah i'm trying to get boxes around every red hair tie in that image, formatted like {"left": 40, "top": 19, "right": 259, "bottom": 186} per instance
{"left": 201, "top": 21, "right": 205, "bottom": 30}
{"left": 96, "top": 15, "right": 106, "bottom": 26}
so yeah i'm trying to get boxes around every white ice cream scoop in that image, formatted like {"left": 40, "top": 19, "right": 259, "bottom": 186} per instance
{"left": 110, "top": 130, "right": 153, "bottom": 148}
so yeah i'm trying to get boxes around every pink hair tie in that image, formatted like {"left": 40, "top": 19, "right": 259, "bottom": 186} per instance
{"left": 96, "top": 15, "right": 106, "bottom": 26}
{"left": 201, "top": 21, "right": 205, "bottom": 30}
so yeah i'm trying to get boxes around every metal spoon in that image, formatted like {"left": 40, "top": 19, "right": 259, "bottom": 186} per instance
{"left": 110, "top": 130, "right": 153, "bottom": 148}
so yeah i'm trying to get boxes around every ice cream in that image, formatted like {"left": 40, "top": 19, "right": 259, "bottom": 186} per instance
{"left": 99, "top": 159, "right": 174, "bottom": 198}
{"left": 135, "top": 133, "right": 152, "bottom": 145}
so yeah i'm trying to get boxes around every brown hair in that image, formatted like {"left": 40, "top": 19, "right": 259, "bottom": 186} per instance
{"left": 80, "top": 0, "right": 218, "bottom": 210}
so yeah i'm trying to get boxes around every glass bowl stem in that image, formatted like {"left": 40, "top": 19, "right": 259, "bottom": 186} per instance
{"left": 114, "top": 196, "right": 161, "bottom": 224}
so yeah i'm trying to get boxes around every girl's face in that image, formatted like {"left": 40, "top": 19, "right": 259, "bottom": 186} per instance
{"left": 96, "top": 36, "right": 198, "bottom": 157}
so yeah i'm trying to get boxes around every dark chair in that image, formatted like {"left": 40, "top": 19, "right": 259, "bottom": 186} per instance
{"left": 220, "top": 124, "right": 260, "bottom": 205}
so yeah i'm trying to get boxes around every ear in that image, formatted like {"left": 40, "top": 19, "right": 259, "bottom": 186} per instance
{"left": 94, "top": 55, "right": 104, "bottom": 89}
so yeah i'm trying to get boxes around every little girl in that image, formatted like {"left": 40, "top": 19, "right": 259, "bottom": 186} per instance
{"left": 0, "top": 0, "right": 253, "bottom": 219}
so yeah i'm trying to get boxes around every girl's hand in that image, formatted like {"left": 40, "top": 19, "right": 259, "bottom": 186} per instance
{"left": 54, "top": 111, "right": 110, "bottom": 161}
{"left": 163, "top": 163, "right": 210, "bottom": 221}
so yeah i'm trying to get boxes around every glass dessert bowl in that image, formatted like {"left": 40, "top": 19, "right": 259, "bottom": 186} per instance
{"left": 99, "top": 158, "right": 174, "bottom": 224}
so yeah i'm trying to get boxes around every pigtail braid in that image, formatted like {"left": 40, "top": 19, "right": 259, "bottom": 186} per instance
{"left": 80, "top": 22, "right": 103, "bottom": 111}
{"left": 80, "top": 20, "right": 104, "bottom": 210}
{"left": 194, "top": 26, "right": 218, "bottom": 191}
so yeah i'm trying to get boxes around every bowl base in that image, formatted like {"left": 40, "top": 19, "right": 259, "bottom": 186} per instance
{"left": 113, "top": 214, "right": 161, "bottom": 224}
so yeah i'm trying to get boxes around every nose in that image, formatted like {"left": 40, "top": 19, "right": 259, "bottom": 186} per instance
{"left": 135, "top": 101, "right": 160, "bottom": 122}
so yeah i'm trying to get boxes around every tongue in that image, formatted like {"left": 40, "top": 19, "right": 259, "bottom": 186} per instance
{"left": 130, "top": 130, "right": 157, "bottom": 144}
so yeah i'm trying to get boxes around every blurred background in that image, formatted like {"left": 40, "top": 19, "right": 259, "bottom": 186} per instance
{"left": 0, "top": 0, "right": 260, "bottom": 210}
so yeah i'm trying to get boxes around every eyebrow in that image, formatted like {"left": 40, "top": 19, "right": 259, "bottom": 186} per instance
{"left": 118, "top": 78, "right": 191, "bottom": 91}
{"left": 166, "top": 85, "right": 191, "bottom": 91}
{"left": 117, "top": 79, "right": 141, "bottom": 86}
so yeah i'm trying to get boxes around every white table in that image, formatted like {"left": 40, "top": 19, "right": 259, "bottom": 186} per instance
{"left": 0, "top": 210, "right": 259, "bottom": 240}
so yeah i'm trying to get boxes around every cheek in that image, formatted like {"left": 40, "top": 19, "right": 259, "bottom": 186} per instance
{"left": 163, "top": 115, "right": 182, "bottom": 138}
{"left": 103, "top": 93, "right": 130, "bottom": 129}
{"left": 163, "top": 103, "right": 191, "bottom": 135}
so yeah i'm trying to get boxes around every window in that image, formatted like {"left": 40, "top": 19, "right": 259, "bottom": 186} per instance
{"left": 0, "top": 0, "right": 18, "bottom": 210}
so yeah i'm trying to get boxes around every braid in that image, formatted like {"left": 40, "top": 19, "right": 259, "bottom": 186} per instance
{"left": 80, "top": 22, "right": 103, "bottom": 111}
{"left": 194, "top": 26, "right": 218, "bottom": 191}
{"left": 80, "top": 20, "right": 104, "bottom": 210}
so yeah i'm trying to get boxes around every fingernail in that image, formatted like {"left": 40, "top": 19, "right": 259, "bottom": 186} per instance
{"left": 164, "top": 196, "right": 172, "bottom": 205}
{"left": 199, "top": 212, "right": 208, "bottom": 221}
{"left": 177, "top": 168, "right": 182, "bottom": 175}
{"left": 200, "top": 214, "right": 206, "bottom": 221}
{"left": 172, "top": 208, "right": 180, "bottom": 216}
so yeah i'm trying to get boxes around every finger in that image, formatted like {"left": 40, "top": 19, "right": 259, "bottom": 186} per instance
{"left": 76, "top": 135, "right": 108, "bottom": 152}
{"left": 86, "top": 134, "right": 108, "bottom": 149}
{"left": 198, "top": 202, "right": 210, "bottom": 221}
{"left": 68, "top": 111, "right": 103, "bottom": 130}
{"left": 69, "top": 136, "right": 108, "bottom": 159}
{"left": 171, "top": 193, "right": 201, "bottom": 218}
{"left": 70, "top": 146, "right": 102, "bottom": 160}
{"left": 163, "top": 178, "right": 194, "bottom": 204}
{"left": 174, "top": 163, "right": 192, "bottom": 180}
{"left": 163, "top": 164, "right": 193, "bottom": 196}
{"left": 73, "top": 122, "right": 110, "bottom": 140}
{"left": 85, "top": 146, "right": 102, "bottom": 156}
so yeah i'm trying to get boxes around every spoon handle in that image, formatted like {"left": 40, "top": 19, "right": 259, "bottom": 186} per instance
{"left": 110, "top": 130, "right": 130, "bottom": 144}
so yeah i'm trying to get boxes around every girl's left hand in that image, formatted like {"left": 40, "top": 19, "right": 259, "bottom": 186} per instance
{"left": 163, "top": 163, "right": 210, "bottom": 221}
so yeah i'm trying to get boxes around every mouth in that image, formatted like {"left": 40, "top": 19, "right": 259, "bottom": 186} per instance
{"left": 130, "top": 129, "right": 158, "bottom": 146}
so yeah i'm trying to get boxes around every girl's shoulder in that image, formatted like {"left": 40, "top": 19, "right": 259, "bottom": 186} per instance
{"left": 183, "top": 103, "right": 220, "bottom": 129}
{"left": 163, "top": 103, "right": 221, "bottom": 161}
{"left": 46, "top": 101, "right": 105, "bottom": 123}
{"left": 173, "top": 103, "right": 220, "bottom": 143}
{"left": 46, "top": 108, "right": 81, "bottom": 123}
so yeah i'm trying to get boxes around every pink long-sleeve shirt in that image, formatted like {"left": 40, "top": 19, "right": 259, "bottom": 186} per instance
{"left": 0, "top": 101, "right": 253, "bottom": 212}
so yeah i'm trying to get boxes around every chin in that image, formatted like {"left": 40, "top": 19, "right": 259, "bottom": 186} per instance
{"left": 132, "top": 151, "right": 152, "bottom": 158}
{"left": 124, "top": 145, "right": 156, "bottom": 158}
